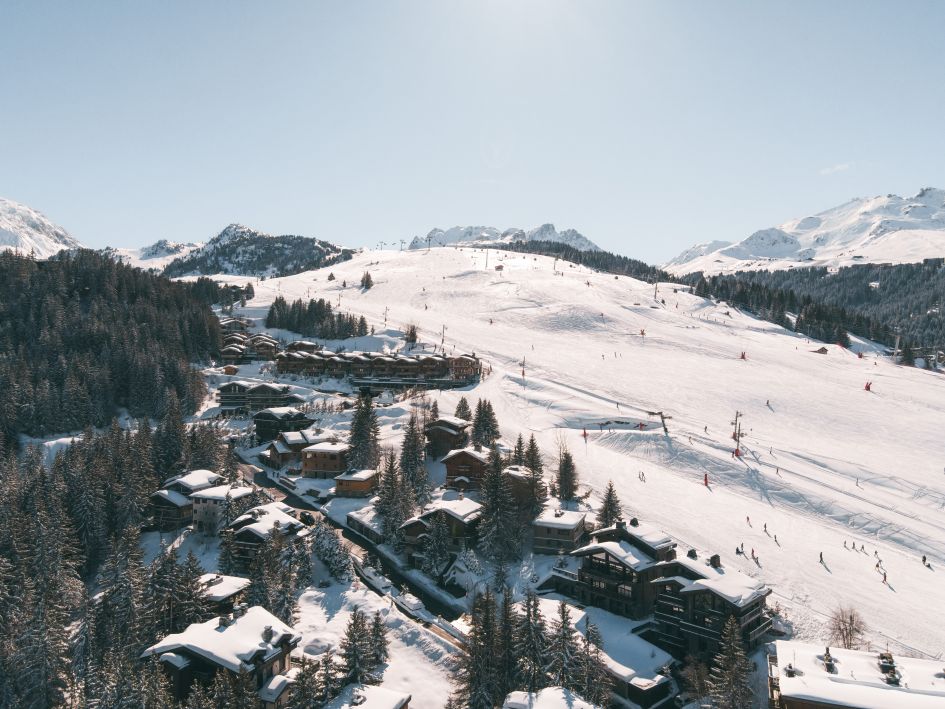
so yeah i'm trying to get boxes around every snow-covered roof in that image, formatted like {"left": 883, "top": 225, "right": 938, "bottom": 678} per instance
{"left": 503, "top": 464, "right": 530, "bottom": 479}
{"left": 254, "top": 406, "right": 303, "bottom": 418}
{"left": 159, "top": 652, "right": 190, "bottom": 669}
{"left": 346, "top": 504, "right": 383, "bottom": 533}
{"left": 163, "top": 469, "right": 221, "bottom": 492}
{"left": 199, "top": 573, "right": 250, "bottom": 602}
{"left": 428, "top": 415, "right": 470, "bottom": 429}
{"left": 303, "top": 440, "right": 349, "bottom": 453}
{"left": 152, "top": 488, "right": 192, "bottom": 508}
{"left": 503, "top": 687, "right": 596, "bottom": 709}
{"left": 424, "top": 495, "right": 483, "bottom": 523}
{"left": 334, "top": 469, "right": 377, "bottom": 482}
{"left": 594, "top": 520, "right": 674, "bottom": 550}
{"left": 773, "top": 640, "right": 945, "bottom": 709}
{"left": 325, "top": 684, "right": 411, "bottom": 709}
{"left": 572, "top": 539, "right": 655, "bottom": 571}
{"left": 142, "top": 606, "right": 300, "bottom": 674}
{"left": 280, "top": 429, "right": 332, "bottom": 446}
{"left": 258, "top": 672, "right": 295, "bottom": 703}
{"left": 534, "top": 507, "right": 586, "bottom": 530}
{"left": 269, "top": 439, "right": 292, "bottom": 455}
{"left": 672, "top": 554, "right": 770, "bottom": 608}
{"left": 191, "top": 484, "right": 254, "bottom": 501}
{"left": 442, "top": 446, "right": 489, "bottom": 463}
{"left": 230, "top": 502, "right": 301, "bottom": 539}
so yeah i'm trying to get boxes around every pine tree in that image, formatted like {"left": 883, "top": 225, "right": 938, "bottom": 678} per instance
{"left": 512, "top": 434, "right": 526, "bottom": 466}
{"left": 454, "top": 397, "right": 472, "bottom": 421}
{"left": 369, "top": 611, "right": 389, "bottom": 668}
{"left": 547, "top": 601, "right": 580, "bottom": 689}
{"left": 596, "top": 480, "right": 622, "bottom": 528}
{"left": 496, "top": 589, "right": 518, "bottom": 700}
{"left": 340, "top": 607, "right": 376, "bottom": 685}
{"left": 556, "top": 446, "right": 579, "bottom": 502}
{"left": 514, "top": 590, "right": 549, "bottom": 692}
{"left": 175, "top": 551, "right": 209, "bottom": 631}
{"left": 708, "top": 615, "right": 753, "bottom": 709}
{"left": 288, "top": 657, "right": 323, "bottom": 709}
{"left": 576, "top": 622, "right": 612, "bottom": 705}
{"left": 430, "top": 400, "right": 439, "bottom": 420}
{"left": 453, "top": 591, "right": 499, "bottom": 709}
{"left": 422, "top": 511, "right": 453, "bottom": 580}
{"left": 399, "top": 411, "right": 429, "bottom": 506}
{"left": 218, "top": 529, "right": 237, "bottom": 575}
{"left": 360, "top": 271, "right": 374, "bottom": 289}
{"left": 478, "top": 446, "right": 520, "bottom": 563}
{"left": 348, "top": 393, "right": 381, "bottom": 470}
{"left": 524, "top": 434, "right": 547, "bottom": 517}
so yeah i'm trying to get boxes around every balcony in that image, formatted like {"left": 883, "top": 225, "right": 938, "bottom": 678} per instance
{"left": 579, "top": 564, "right": 634, "bottom": 585}
{"left": 551, "top": 566, "right": 578, "bottom": 582}
{"left": 747, "top": 616, "right": 773, "bottom": 642}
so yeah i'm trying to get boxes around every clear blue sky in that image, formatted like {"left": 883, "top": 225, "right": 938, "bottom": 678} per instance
{"left": 2, "top": 1, "right": 944, "bottom": 263}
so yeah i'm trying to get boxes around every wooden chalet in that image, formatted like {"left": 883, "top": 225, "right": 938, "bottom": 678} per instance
{"left": 442, "top": 445, "right": 489, "bottom": 490}
{"left": 346, "top": 506, "right": 384, "bottom": 545}
{"left": 199, "top": 573, "right": 250, "bottom": 614}
{"left": 191, "top": 484, "right": 254, "bottom": 534}
{"left": 301, "top": 440, "right": 349, "bottom": 478}
{"left": 150, "top": 470, "right": 223, "bottom": 530}
{"left": 252, "top": 407, "right": 314, "bottom": 443}
{"left": 142, "top": 605, "right": 300, "bottom": 704}
{"left": 333, "top": 469, "right": 379, "bottom": 497}
{"left": 262, "top": 429, "right": 335, "bottom": 469}
{"left": 400, "top": 493, "right": 482, "bottom": 567}
{"left": 218, "top": 316, "right": 252, "bottom": 332}
{"left": 532, "top": 507, "right": 588, "bottom": 555}
{"left": 286, "top": 340, "right": 321, "bottom": 353}
{"left": 424, "top": 415, "right": 470, "bottom": 457}
{"left": 220, "top": 343, "right": 250, "bottom": 364}
{"left": 225, "top": 502, "right": 307, "bottom": 572}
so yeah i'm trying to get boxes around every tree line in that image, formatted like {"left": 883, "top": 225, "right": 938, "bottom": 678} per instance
{"left": 491, "top": 240, "right": 669, "bottom": 283}
{"left": 265, "top": 296, "right": 369, "bottom": 340}
{"left": 0, "top": 250, "right": 220, "bottom": 452}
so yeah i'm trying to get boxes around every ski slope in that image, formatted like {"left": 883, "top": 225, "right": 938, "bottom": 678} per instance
{"left": 214, "top": 247, "right": 945, "bottom": 659}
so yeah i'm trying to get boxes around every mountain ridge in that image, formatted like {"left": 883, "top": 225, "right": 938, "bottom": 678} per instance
{"left": 408, "top": 223, "right": 600, "bottom": 252}
{"left": 0, "top": 197, "right": 84, "bottom": 258}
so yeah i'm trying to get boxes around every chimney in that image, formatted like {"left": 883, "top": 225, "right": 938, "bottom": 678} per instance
{"left": 458, "top": 491, "right": 464, "bottom": 500}
{"left": 474, "top": 443, "right": 482, "bottom": 453}
{"left": 687, "top": 548, "right": 698, "bottom": 560}
{"left": 616, "top": 520, "right": 627, "bottom": 531}
{"left": 629, "top": 517, "right": 639, "bottom": 527}
{"left": 554, "top": 509, "right": 563, "bottom": 518}
{"left": 709, "top": 553, "right": 721, "bottom": 569}
{"left": 262, "top": 625, "right": 274, "bottom": 642}
{"left": 218, "top": 615, "right": 232, "bottom": 628}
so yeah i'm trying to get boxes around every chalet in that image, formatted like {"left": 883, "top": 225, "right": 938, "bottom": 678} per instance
{"left": 222, "top": 364, "right": 240, "bottom": 376}
{"left": 218, "top": 380, "right": 252, "bottom": 409}
{"left": 532, "top": 507, "right": 588, "bottom": 555}
{"left": 191, "top": 484, "right": 254, "bottom": 534}
{"left": 218, "top": 316, "right": 252, "bottom": 332}
{"left": 442, "top": 445, "right": 489, "bottom": 490}
{"left": 141, "top": 605, "right": 300, "bottom": 704}
{"left": 249, "top": 337, "right": 280, "bottom": 360}
{"left": 424, "top": 415, "right": 470, "bottom": 457}
{"left": 346, "top": 506, "right": 384, "bottom": 545}
{"left": 301, "top": 440, "right": 349, "bottom": 478}
{"left": 199, "top": 573, "right": 250, "bottom": 614}
{"left": 246, "top": 383, "right": 295, "bottom": 410}
{"left": 767, "top": 640, "right": 945, "bottom": 709}
{"left": 327, "top": 685, "right": 412, "bottom": 709}
{"left": 221, "top": 343, "right": 250, "bottom": 364}
{"left": 262, "top": 429, "right": 336, "bottom": 469}
{"left": 503, "top": 688, "right": 595, "bottom": 709}
{"left": 447, "top": 354, "right": 481, "bottom": 380}
{"left": 555, "top": 518, "right": 678, "bottom": 619}
{"left": 286, "top": 340, "right": 321, "bottom": 353}
{"left": 334, "top": 469, "right": 379, "bottom": 497}
{"left": 400, "top": 493, "right": 482, "bottom": 566}
{"left": 650, "top": 549, "right": 771, "bottom": 659}
{"left": 253, "top": 407, "right": 314, "bottom": 443}
{"left": 150, "top": 470, "right": 224, "bottom": 530}
{"left": 225, "top": 502, "right": 307, "bottom": 572}
{"left": 503, "top": 465, "right": 547, "bottom": 510}
{"left": 150, "top": 488, "right": 194, "bottom": 531}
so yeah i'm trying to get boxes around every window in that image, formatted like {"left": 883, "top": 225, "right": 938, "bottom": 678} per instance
{"left": 591, "top": 580, "right": 606, "bottom": 590}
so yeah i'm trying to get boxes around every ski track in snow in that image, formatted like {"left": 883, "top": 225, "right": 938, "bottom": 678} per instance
{"left": 204, "top": 248, "right": 945, "bottom": 660}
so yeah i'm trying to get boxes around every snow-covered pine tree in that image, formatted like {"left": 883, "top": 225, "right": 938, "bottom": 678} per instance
{"left": 514, "top": 590, "right": 549, "bottom": 693}
{"left": 707, "top": 615, "right": 753, "bottom": 709}
{"left": 547, "top": 601, "right": 580, "bottom": 690}
{"left": 175, "top": 551, "right": 209, "bottom": 631}
{"left": 292, "top": 537, "right": 313, "bottom": 593}
{"left": 360, "top": 271, "right": 373, "bottom": 289}
{"left": 496, "top": 588, "right": 518, "bottom": 700}
{"left": 512, "top": 434, "right": 526, "bottom": 466}
{"left": 454, "top": 396, "right": 472, "bottom": 421}
{"left": 218, "top": 529, "right": 237, "bottom": 575}
{"left": 318, "top": 649, "right": 343, "bottom": 703}
{"left": 524, "top": 434, "right": 547, "bottom": 517}
{"left": 576, "top": 621, "right": 612, "bottom": 705}
{"left": 340, "top": 607, "right": 376, "bottom": 685}
{"left": 596, "top": 480, "right": 623, "bottom": 528}
{"left": 222, "top": 443, "right": 241, "bottom": 485}
{"left": 421, "top": 511, "right": 452, "bottom": 580}
{"left": 369, "top": 610, "right": 389, "bottom": 668}
{"left": 399, "top": 411, "right": 429, "bottom": 506}
{"left": 348, "top": 392, "right": 381, "bottom": 470}
{"left": 287, "top": 657, "right": 323, "bottom": 709}
{"left": 430, "top": 399, "right": 439, "bottom": 420}
{"left": 556, "top": 445, "right": 579, "bottom": 502}
{"left": 478, "top": 446, "right": 520, "bottom": 563}
{"left": 453, "top": 590, "right": 499, "bottom": 709}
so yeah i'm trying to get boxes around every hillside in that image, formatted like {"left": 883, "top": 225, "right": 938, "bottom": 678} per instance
{"left": 409, "top": 223, "right": 599, "bottom": 251}
{"left": 0, "top": 197, "right": 84, "bottom": 258}
{"left": 213, "top": 247, "right": 945, "bottom": 659}
{"left": 109, "top": 239, "right": 202, "bottom": 271}
{"left": 668, "top": 187, "right": 945, "bottom": 275}
{"left": 163, "top": 223, "right": 353, "bottom": 278}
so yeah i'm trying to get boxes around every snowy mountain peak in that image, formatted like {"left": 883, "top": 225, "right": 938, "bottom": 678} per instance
{"left": 139, "top": 239, "right": 200, "bottom": 259}
{"left": 666, "top": 188, "right": 945, "bottom": 275}
{"left": 409, "top": 223, "right": 599, "bottom": 251}
{"left": 0, "top": 197, "right": 84, "bottom": 259}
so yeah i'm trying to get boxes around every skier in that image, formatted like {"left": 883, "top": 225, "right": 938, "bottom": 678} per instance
{"left": 704, "top": 425, "right": 708, "bottom": 433}
{"left": 883, "top": 571, "right": 887, "bottom": 584}
{"left": 746, "top": 516, "right": 751, "bottom": 526}
{"left": 704, "top": 473, "right": 709, "bottom": 487}
{"left": 774, "top": 534, "right": 778, "bottom": 545}
{"left": 844, "top": 541, "right": 848, "bottom": 549}
{"left": 766, "top": 399, "right": 770, "bottom": 406}
{"left": 763, "top": 523, "right": 767, "bottom": 533}
{"left": 922, "top": 554, "right": 927, "bottom": 565}
{"left": 819, "top": 552, "right": 824, "bottom": 564}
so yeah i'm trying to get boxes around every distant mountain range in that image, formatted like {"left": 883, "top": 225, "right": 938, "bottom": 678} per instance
{"left": 0, "top": 198, "right": 83, "bottom": 258}
{"left": 162, "top": 223, "right": 353, "bottom": 278}
{"left": 666, "top": 188, "right": 945, "bottom": 275}
{"left": 408, "top": 223, "right": 600, "bottom": 252}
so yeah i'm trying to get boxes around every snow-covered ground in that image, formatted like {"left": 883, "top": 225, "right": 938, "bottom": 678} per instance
{"left": 206, "top": 246, "right": 945, "bottom": 660}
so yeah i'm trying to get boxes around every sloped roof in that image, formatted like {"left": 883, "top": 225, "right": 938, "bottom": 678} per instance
{"left": 164, "top": 469, "right": 221, "bottom": 492}
{"left": 152, "top": 488, "right": 192, "bottom": 507}
{"left": 199, "top": 573, "right": 250, "bottom": 602}
{"left": 442, "top": 446, "right": 489, "bottom": 464}
{"left": 571, "top": 539, "right": 655, "bottom": 571}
